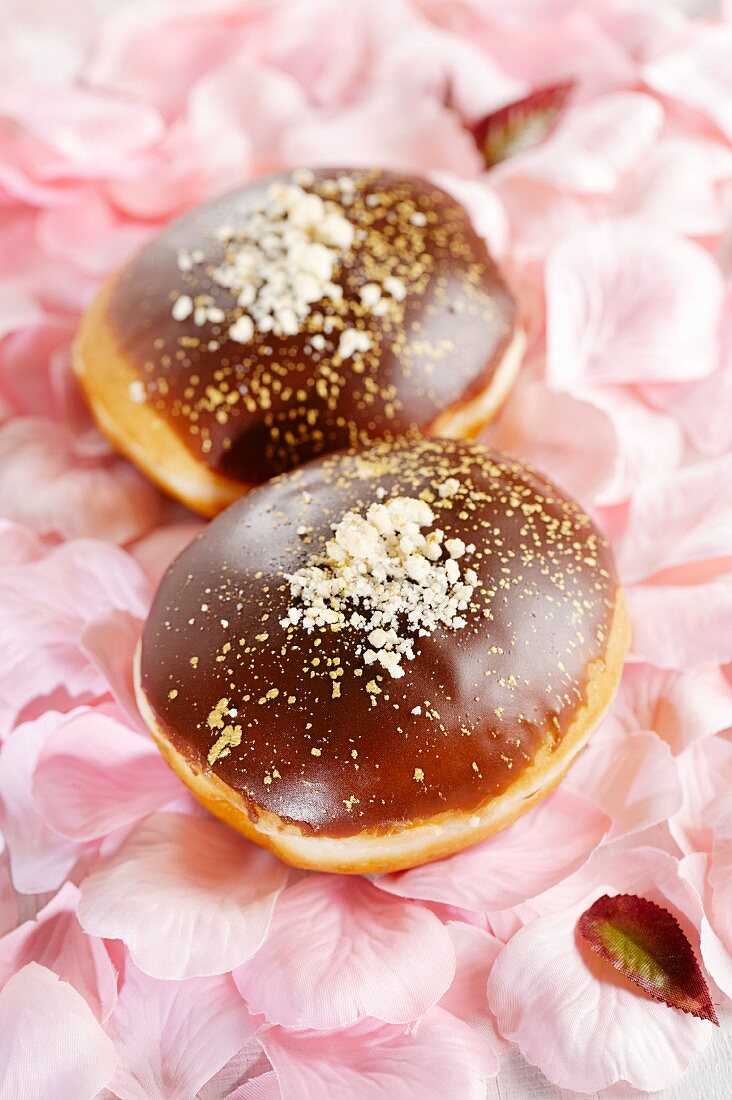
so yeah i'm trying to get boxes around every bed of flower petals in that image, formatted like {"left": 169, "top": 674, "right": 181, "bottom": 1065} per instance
{"left": 1, "top": 0, "right": 732, "bottom": 1096}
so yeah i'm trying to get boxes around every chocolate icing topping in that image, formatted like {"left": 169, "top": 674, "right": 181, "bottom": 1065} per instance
{"left": 108, "top": 169, "right": 515, "bottom": 484}
{"left": 141, "top": 437, "right": 619, "bottom": 837}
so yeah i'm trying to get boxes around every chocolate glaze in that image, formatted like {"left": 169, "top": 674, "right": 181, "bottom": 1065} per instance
{"left": 108, "top": 169, "right": 515, "bottom": 484}
{"left": 141, "top": 437, "right": 619, "bottom": 837}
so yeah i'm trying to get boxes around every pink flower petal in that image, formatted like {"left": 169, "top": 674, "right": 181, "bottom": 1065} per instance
{"left": 708, "top": 828, "right": 732, "bottom": 963}
{"left": 545, "top": 220, "right": 724, "bottom": 390}
{"left": 227, "top": 1071, "right": 281, "bottom": 1100}
{"left": 0, "top": 712, "right": 84, "bottom": 893}
{"left": 488, "top": 854, "right": 715, "bottom": 1092}
{"left": 129, "top": 521, "right": 203, "bottom": 591}
{"left": 0, "top": 417, "right": 162, "bottom": 543}
{"left": 618, "top": 456, "right": 732, "bottom": 584}
{"left": 281, "top": 89, "right": 481, "bottom": 176}
{"left": 0, "top": 882, "right": 116, "bottom": 1021}
{"left": 566, "top": 730, "right": 681, "bottom": 840}
{"left": 261, "top": 1008, "right": 497, "bottom": 1100}
{"left": 0, "top": 520, "right": 43, "bottom": 570}
{"left": 0, "top": 83, "right": 163, "bottom": 170}
{"left": 679, "top": 852, "right": 732, "bottom": 1001}
{"left": 672, "top": 736, "right": 732, "bottom": 855}
{"left": 626, "top": 572, "right": 732, "bottom": 669}
{"left": 591, "top": 388, "right": 685, "bottom": 505}
{"left": 439, "top": 922, "right": 507, "bottom": 1054}
{"left": 0, "top": 537, "right": 148, "bottom": 724}
{"left": 78, "top": 813, "right": 288, "bottom": 979}
{"left": 79, "top": 611, "right": 143, "bottom": 729}
{"left": 644, "top": 26, "right": 732, "bottom": 142}
{"left": 602, "top": 663, "right": 732, "bottom": 756}
{"left": 107, "top": 957, "right": 259, "bottom": 1100}
{"left": 0, "top": 962, "right": 117, "bottom": 1099}
{"left": 483, "top": 373, "right": 616, "bottom": 504}
{"left": 235, "top": 875, "right": 455, "bottom": 1028}
{"left": 36, "top": 191, "right": 155, "bottom": 277}
{"left": 642, "top": 287, "right": 732, "bottom": 459}
{"left": 618, "top": 137, "right": 732, "bottom": 237}
{"left": 498, "top": 92, "right": 663, "bottom": 194}
{"left": 377, "top": 789, "right": 609, "bottom": 912}
{"left": 34, "top": 710, "right": 181, "bottom": 841}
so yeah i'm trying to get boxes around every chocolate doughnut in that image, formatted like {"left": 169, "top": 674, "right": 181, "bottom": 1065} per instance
{"left": 135, "top": 436, "right": 629, "bottom": 873}
{"left": 75, "top": 168, "right": 523, "bottom": 515}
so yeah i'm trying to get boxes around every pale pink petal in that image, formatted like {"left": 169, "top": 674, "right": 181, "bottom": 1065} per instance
{"left": 36, "top": 191, "right": 155, "bottom": 277}
{"left": 281, "top": 89, "right": 481, "bottom": 176}
{"left": 488, "top": 849, "right": 715, "bottom": 1092}
{"left": 484, "top": 373, "right": 616, "bottom": 504}
{"left": 0, "top": 520, "right": 43, "bottom": 570}
{"left": 644, "top": 26, "right": 732, "bottom": 141}
{"left": 261, "top": 1009, "right": 497, "bottom": 1100}
{"left": 0, "top": 882, "right": 116, "bottom": 1021}
{"left": 642, "top": 287, "right": 732, "bottom": 458}
{"left": 235, "top": 875, "right": 454, "bottom": 1028}
{"left": 618, "top": 138, "right": 732, "bottom": 237}
{"left": 0, "top": 712, "right": 84, "bottom": 893}
{"left": 227, "top": 1071, "right": 281, "bottom": 1100}
{"left": 679, "top": 852, "right": 732, "bottom": 1001}
{"left": 377, "top": 788, "right": 609, "bottom": 911}
{"left": 0, "top": 962, "right": 117, "bottom": 1099}
{"left": 0, "top": 417, "right": 162, "bottom": 543}
{"left": 708, "top": 829, "right": 732, "bottom": 963}
{"left": 107, "top": 957, "right": 259, "bottom": 1100}
{"left": 188, "top": 59, "right": 308, "bottom": 185}
{"left": 0, "top": 317, "right": 75, "bottom": 422}
{"left": 0, "top": 280, "right": 44, "bottom": 341}
{"left": 672, "top": 736, "right": 732, "bottom": 855}
{"left": 618, "top": 456, "right": 732, "bottom": 584}
{"left": 545, "top": 220, "right": 724, "bottom": 390}
{"left": 0, "top": 0, "right": 98, "bottom": 83}
{"left": 198, "top": 1039, "right": 273, "bottom": 1100}
{"left": 106, "top": 121, "right": 210, "bottom": 220}
{"left": 602, "top": 663, "right": 732, "bottom": 756}
{"left": 86, "top": 2, "right": 264, "bottom": 122}
{"left": 495, "top": 177, "right": 596, "bottom": 266}
{"left": 626, "top": 572, "right": 732, "bottom": 669}
{"left": 129, "top": 521, "right": 203, "bottom": 591}
{"left": 0, "top": 83, "right": 163, "bottom": 171}
{"left": 566, "top": 730, "right": 681, "bottom": 839}
{"left": 498, "top": 92, "right": 663, "bottom": 194}
{"left": 0, "top": 861, "right": 18, "bottom": 938}
{"left": 78, "top": 813, "right": 288, "bottom": 979}
{"left": 79, "top": 611, "right": 143, "bottom": 729}
{"left": 439, "top": 923, "right": 507, "bottom": 1053}
{"left": 34, "top": 710, "right": 181, "bottom": 841}
{"left": 591, "top": 388, "right": 685, "bottom": 505}
{"left": 0, "top": 538, "right": 148, "bottom": 724}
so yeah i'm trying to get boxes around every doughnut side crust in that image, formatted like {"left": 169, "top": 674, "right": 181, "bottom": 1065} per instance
{"left": 134, "top": 590, "right": 628, "bottom": 874}
{"left": 73, "top": 278, "right": 247, "bottom": 517}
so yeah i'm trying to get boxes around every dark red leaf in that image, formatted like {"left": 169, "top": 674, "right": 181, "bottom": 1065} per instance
{"left": 577, "top": 893, "right": 719, "bottom": 1025}
{"left": 471, "top": 82, "right": 574, "bottom": 168}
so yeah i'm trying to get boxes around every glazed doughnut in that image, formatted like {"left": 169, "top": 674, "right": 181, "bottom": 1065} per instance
{"left": 135, "top": 436, "right": 629, "bottom": 873}
{"left": 74, "top": 168, "right": 524, "bottom": 515}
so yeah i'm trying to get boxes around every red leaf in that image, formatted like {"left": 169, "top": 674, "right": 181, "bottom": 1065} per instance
{"left": 577, "top": 894, "right": 719, "bottom": 1025}
{"left": 471, "top": 83, "right": 573, "bottom": 168}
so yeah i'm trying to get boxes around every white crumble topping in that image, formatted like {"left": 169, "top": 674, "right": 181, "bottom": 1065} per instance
{"left": 338, "top": 327, "right": 372, "bottom": 360}
{"left": 282, "top": 481, "right": 475, "bottom": 679}
{"left": 168, "top": 170, "right": 415, "bottom": 350}
{"left": 127, "top": 380, "right": 146, "bottom": 403}
{"left": 171, "top": 294, "right": 193, "bottom": 321}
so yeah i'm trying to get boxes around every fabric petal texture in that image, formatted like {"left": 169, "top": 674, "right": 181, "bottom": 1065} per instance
{"left": 0, "top": 962, "right": 117, "bottom": 1100}
{"left": 77, "top": 813, "right": 288, "bottom": 979}
{"left": 235, "top": 875, "right": 455, "bottom": 1028}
